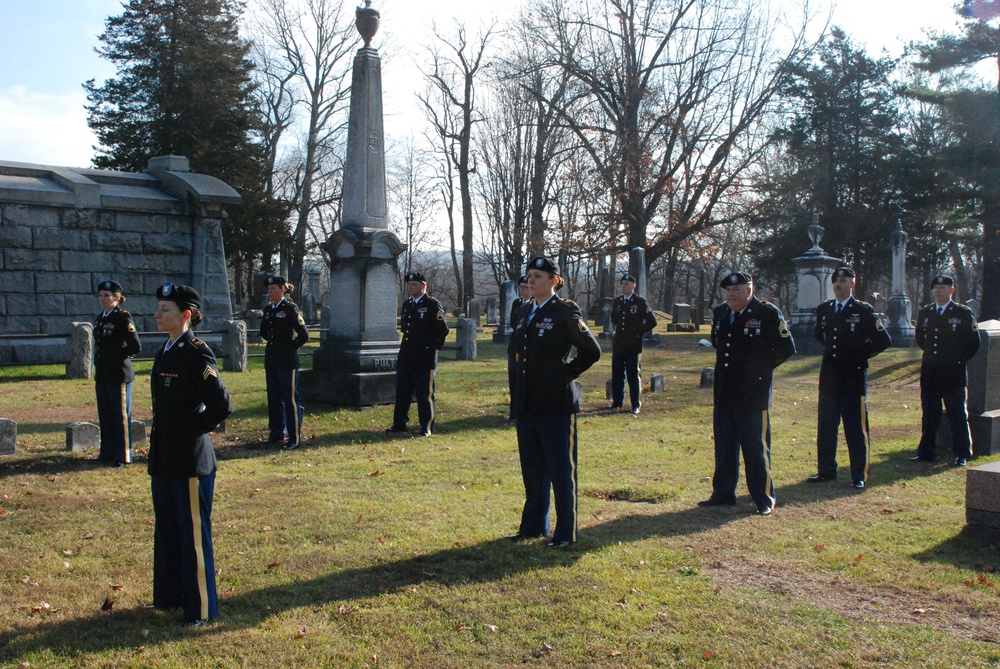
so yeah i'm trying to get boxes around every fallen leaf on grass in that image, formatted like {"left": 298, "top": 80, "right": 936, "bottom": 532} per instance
{"left": 703, "top": 650, "right": 716, "bottom": 659}
{"left": 486, "top": 624, "right": 498, "bottom": 632}
{"left": 62, "top": 550, "right": 72, "bottom": 556}
{"left": 82, "top": 532, "right": 94, "bottom": 539}
{"left": 338, "top": 604, "right": 358, "bottom": 616}
{"left": 814, "top": 544, "right": 825, "bottom": 552}
{"left": 110, "top": 584, "right": 125, "bottom": 590}
{"left": 368, "top": 470, "right": 383, "bottom": 477}
{"left": 454, "top": 623, "right": 472, "bottom": 631}
{"left": 134, "top": 646, "right": 145, "bottom": 655}
{"left": 913, "top": 608, "right": 934, "bottom": 615}
{"left": 267, "top": 561, "right": 283, "bottom": 570}
{"left": 16, "top": 662, "right": 30, "bottom": 669}
{"left": 854, "top": 554, "right": 863, "bottom": 563}
{"left": 101, "top": 597, "right": 114, "bottom": 611}
{"left": 143, "top": 520, "right": 154, "bottom": 526}
{"left": 541, "top": 642, "right": 554, "bottom": 653}
{"left": 608, "top": 650, "right": 622, "bottom": 657}
{"left": 294, "top": 626, "right": 307, "bottom": 639}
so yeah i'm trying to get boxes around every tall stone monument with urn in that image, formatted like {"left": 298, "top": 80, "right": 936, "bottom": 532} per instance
{"left": 789, "top": 214, "right": 844, "bottom": 355}
{"left": 299, "top": 0, "right": 404, "bottom": 405}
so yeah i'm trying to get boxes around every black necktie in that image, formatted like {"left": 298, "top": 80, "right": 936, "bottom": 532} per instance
{"left": 836, "top": 303, "right": 842, "bottom": 315}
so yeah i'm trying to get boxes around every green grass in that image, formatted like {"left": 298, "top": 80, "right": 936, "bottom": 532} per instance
{"left": 2, "top": 331, "right": 1000, "bottom": 668}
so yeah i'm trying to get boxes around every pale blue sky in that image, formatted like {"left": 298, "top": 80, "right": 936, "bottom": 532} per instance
{"left": 0, "top": 0, "right": 963, "bottom": 169}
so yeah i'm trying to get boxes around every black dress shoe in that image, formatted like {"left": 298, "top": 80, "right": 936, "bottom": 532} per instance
{"left": 631, "top": 406, "right": 640, "bottom": 415}
{"left": 386, "top": 426, "right": 407, "bottom": 434}
{"left": 909, "top": 454, "right": 934, "bottom": 462}
{"left": 806, "top": 473, "right": 836, "bottom": 483}
{"left": 697, "top": 497, "right": 736, "bottom": 507}
{"left": 281, "top": 442, "right": 298, "bottom": 450}
{"left": 954, "top": 457, "right": 968, "bottom": 467}
{"left": 547, "top": 540, "right": 572, "bottom": 549}
{"left": 851, "top": 480, "right": 865, "bottom": 489}
{"left": 419, "top": 430, "right": 432, "bottom": 437}
{"left": 754, "top": 505, "right": 772, "bottom": 516}
{"left": 607, "top": 404, "right": 623, "bottom": 410}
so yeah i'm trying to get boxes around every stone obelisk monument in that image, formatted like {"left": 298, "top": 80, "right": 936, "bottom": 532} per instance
{"left": 885, "top": 219, "right": 915, "bottom": 344}
{"left": 300, "top": 0, "right": 404, "bottom": 405}
{"left": 789, "top": 214, "right": 844, "bottom": 355}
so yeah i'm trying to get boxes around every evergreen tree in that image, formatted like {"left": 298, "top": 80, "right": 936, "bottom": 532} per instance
{"left": 752, "top": 29, "right": 905, "bottom": 300}
{"left": 84, "top": 0, "right": 286, "bottom": 300}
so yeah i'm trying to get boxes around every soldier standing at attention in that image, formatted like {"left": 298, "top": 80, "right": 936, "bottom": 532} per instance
{"left": 807, "top": 267, "right": 892, "bottom": 489}
{"left": 609, "top": 273, "right": 657, "bottom": 414}
{"left": 94, "top": 280, "right": 142, "bottom": 467}
{"left": 387, "top": 272, "right": 449, "bottom": 437}
{"left": 260, "top": 276, "right": 309, "bottom": 450}
{"left": 698, "top": 272, "right": 795, "bottom": 516}
{"left": 506, "top": 275, "right": 530, "bottom": 420}
{"left": 912, "top": 275, "right": 981, "bottom": 466}
{"left": 149, "top": 284, "right": 232, "bottom": 626}
{"left": 507, "top": 256, "right": 601, "bottom": 548}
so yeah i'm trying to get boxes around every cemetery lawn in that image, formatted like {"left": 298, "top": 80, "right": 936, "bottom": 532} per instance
{"left": 2, "top": 331, "right": 1000, "bottom": 668}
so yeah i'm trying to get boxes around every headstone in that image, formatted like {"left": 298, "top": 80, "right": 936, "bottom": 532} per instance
{"left": 650, "top": 374, "right": 665, "bottom": 392}
{"left": 246, "top": 309, "right": 264, "bottom": 344}
{"left": 321, "top": 306, "right": 332, "bottom": 343}
{"left": 579, "top": 308, "right": 588, "bottom": 324}
{"left": 495, "top": 279, "right": 518, "bottom": 342}
{"left": 467, "top": 299, "right": 482, "bottom": 330}
{"left": 966, "top": 461, "right": 1000, "bottom": 528}
{"left": 485, "top": 297, "right": 498, "bottom": 326}
{"left": 298, "top": 4, "right": 405, "bottom": 407}
{"left": 600, "top": 300, "right": 614, "bottom": 340}
{"left": 223, "top": 320, "right": 248, "bottom": 372}
{"left": 967, "top": 298, "right": 981, "bottom": 319}
{"left": 131, "top": 420, "right": 147, "bottom": 445}
{"left": 671, "top": 303, "right": 692, "bottom": 325}
{"left": 700, "top": 367, "right": 715, "bottom": 389}
{"left": 789, "top": 214, "right": 843, "bottom": 355}
{"left": 66, "top": 422, "right": 100, "bottom": 452}
{"left": 0, "top": 418, "right": 16, "bottom": 455}
{"left": 885, "top": 220, "right": 915, "bottom": 344}
{"left": 455, "top": 318, "right": 477, "bottom": 361}
{"left": 66, "top": 322, "right": 94, "bottom": 380}
{"left": 968, "top": 320, "right": 1000, "bottom": 455}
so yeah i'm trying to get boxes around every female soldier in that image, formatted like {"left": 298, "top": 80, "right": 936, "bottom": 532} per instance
{"left": 507, "top": 257, "right": 601, "bottom": 548}
{"left": 149, "top": 284, "right": 232, "bottom": 626}
{"left": 260, "top": 276, "right": 309, "bottom": 449}
{"left": 94, "top": 280, "right": 141, "bottom": 466}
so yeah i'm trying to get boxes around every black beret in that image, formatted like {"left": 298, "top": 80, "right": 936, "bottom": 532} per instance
{"left": 265, "top": 275, "right": 286, "bottom": 286}
{"left": 931, "top": 275, "right": 954, "bottom": 287}
{"left": 98, "top": 280, "right": 123, "bottom": 294}
{"left": 156, "top": 283, "right": 202, "bottom": 310}
{"left": 720, "top": 271, "right": 752, "bottom": 288}
{"left": 518, "top": 274, "right": 529, "bottom": 284}
{"left": 404, "top": 272, "right": 426, "bottom": 283}
{"left": 528, "top": 256, "right": 560, "bottom": 276}
{"left": 832, "top": 267, "right": 855, "bottom": 282}
{"left": 621, "top": 273, "right": 636, "bottom": 283}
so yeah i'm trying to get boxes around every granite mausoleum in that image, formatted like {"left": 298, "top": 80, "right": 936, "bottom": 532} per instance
{"left": 0, "top": 155, "right": 241, "bottom": 364}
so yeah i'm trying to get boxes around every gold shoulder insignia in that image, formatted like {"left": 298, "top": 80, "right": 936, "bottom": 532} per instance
{"left": 779, "top": 322, "right": 790, "bottom": 338}
{"left": 578, "top": 318, "right": 589, "bottom": 333}
{"left": 190, "top": 337, "right": 205, "bottom": 346}
{"left": 298, "top": 315, "right": 305, "bottom": 325}
{"left": 875, "top": 320, "right": 885, "bottom": 332}
{"left": 203, "top": 365, "right": 218, "bottom": 380}
{"left": 437, "top": 311, "right": 444, "bottom": 320}
{"left": 127, "top": 323, "right": 136, "bottom": 332}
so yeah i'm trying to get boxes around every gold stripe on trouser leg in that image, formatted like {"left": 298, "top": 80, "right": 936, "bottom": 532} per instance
{"left": 637, "top": 353, "right": 642, "bottom": 400}
{"left": 187, "top": 479, "right": 210, "bottom": 621}
{"left": 570, "top": 413, "right": 578, "bottom": 542}
{"left": 119, "top": 383, "right": 132, "bottom": 463}
{"left": 760, "top": 410, "right": 774, "bottom": 502}
{"left": 861, "top": 395, "right": 870, "bottom": 482}
{"left": 289, "top": 370, "right": 299, "bottom": 442}
{"left": 428, "top": 371, "right": 436, "bottom": 427}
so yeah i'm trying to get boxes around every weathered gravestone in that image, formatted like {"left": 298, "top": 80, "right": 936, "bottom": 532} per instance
{"left": 66, "top": 321, "right": 93, "bottom": 380}
{"left": 650, "top": 374, "right": 665, "bottom": 392}
{"left": 66, "top": 422, "right": 100, "bottom": 452}
{"left": 467, "top": 299, "right": 482, "bottom": 331}
{"left": 966, "top": 461, "right": 1000, "bottom": 529}
{"left": 700, "top": 367, "right": 715, "bottom": 389}
{"left": 485, "top": 297, "right": 498, "bottom": 326}
{"left": 131, "top": 420, "right": 147, "bottom": 445}
{"left": 456, "top": 318, "right": 477, "bottom": 361}
{"left": 669, "top": 304, "right": 696, "bottom": 333}
{"left": 938, "top": 320, "right": 1000, "bottom": 456}
{"left": 223, "top": 320, "right": 248, "bottom": 372}
{"left": 495, "top": 280, "right": 518, "bottom": 343}
{"left": 0, "top": 418, "right": 16, "bottom": 455}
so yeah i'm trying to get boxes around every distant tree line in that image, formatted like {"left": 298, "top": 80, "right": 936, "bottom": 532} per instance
{"left": 84, "top": 0, "right": 1000, "bottom": 318}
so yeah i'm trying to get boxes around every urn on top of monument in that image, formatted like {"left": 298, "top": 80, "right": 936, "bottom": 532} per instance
{"left": 356, "top": 0, "right": 379, "bottom": 47}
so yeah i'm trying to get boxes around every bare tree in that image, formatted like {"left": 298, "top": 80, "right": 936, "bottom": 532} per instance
{"left": 418, "top": 21, "right": 497, "bottom": 311}
{"left": 387, "top": 135, "right": 440, "bottom": 275}
{"left": 251, "top": 0, "right": 358, "bottom": 287}
{"left": 527, "top": 0, "right": 818, "bottom": 270}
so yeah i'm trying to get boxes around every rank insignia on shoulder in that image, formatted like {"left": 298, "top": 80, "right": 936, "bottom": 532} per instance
{"left": 298, "top": 315, "right": 305, "bottom": 325}
{"left": 437, "top": 311, "right": 444, "bottom": 320}
{"left": 128, "top": 323, "right": 136, "bottom": 332}
{"left": 190, "top": 337, "right": 205, "bottom": 346}
{"left": 779, "top": 322, "right": 790, "bottom": 338}
{"left": 578, "top": 319, "right": 589, "bottom": 332}
{"left": 875, "top": 320, "right": 885, "bottom": 331}
{"left": 203, "top": 365, "right": 218, "bottom": 380}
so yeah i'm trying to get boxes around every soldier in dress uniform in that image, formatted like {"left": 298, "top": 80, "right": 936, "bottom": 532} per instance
{"left": 260, "top": 276, "right": 309, "bottom": 450}
{"left": 506, "top": 275, "right": 531, "bottom": 420}
{"left": 149, "top": 284, "right": 232, "bottom": 626}
{"left": 698, "top": 271, "right": 795, "bottom": 516}
{"left": 912, "top": 275, "right": 981, "bottom": 466}
{"left": 387, "top": 272, "right": 449, "bottom": 437}
{"left": 807, "top": 267, "right": 892, "bottom": 489}
{"left": 93, "top": 280, "right": 142, "bottom": 467}
{"left": 609, "top": 273, "right": 657, "bottom": 414}
{"left": 506, "top": 256, "right": 601, "bottom": 548}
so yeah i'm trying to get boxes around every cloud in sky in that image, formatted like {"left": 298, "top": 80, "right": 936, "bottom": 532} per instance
{"left": 0, "top": 86, "right": 97, "bottom": 168}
